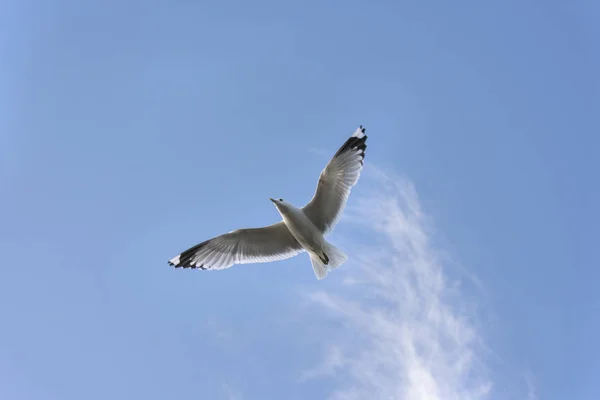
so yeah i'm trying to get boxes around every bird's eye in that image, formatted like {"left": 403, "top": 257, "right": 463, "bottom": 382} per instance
{"left": 279, "top": 198, "right": 283, "bottom": 202}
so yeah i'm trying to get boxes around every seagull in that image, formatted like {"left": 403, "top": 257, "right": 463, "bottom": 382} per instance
{"left": 167, "top": 126, "right": 368, "bottom": 279}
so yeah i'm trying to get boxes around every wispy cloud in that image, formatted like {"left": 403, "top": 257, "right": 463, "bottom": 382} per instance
{"left": 301, "top": 167, "right": 494, "bottom": 400}
{"left": 524, "top": 371, "right": 538, "bottom": 400}
{"left": 222, "top": 383, "right": 242, "bottom": 400}
{"left": 206, "top": 316, "right": 234, "bottom": 341}
{"left": 299, "top": 344, "right": 346, "bottom": 382}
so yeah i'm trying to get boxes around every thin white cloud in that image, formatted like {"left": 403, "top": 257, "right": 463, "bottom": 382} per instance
{"left": 301, "top": 166, "right": 494, "bottom": 400}
{"left": 222, "top": 383, "right": 242, "bottom": 400}
{"left": 524, "top": 371, "right": 538, "bottom": 400}
{"left": 206, "top": 316, "right": 234, "bottom": 341}
{"left": 299, "top": 344, "right": 346, "bottom": 382}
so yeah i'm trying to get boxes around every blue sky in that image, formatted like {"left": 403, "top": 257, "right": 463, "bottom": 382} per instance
{"left": 1, "top": 0, "right": 599, "bottom": 399}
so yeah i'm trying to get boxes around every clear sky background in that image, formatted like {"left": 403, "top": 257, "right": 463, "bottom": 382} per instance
{"left": 1, "top": 1, "right": 599, "bottom": 399}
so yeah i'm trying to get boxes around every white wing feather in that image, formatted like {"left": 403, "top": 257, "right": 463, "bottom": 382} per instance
{"left": 302, "top": 126, "right": 367, "bottom": 234}
{"left": 168, "top": 221, "right": 304, "bottom": 270}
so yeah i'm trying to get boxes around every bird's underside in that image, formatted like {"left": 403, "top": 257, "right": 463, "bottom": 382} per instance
{"left": 167, "top": 125, "right": 368, "bottom": 279}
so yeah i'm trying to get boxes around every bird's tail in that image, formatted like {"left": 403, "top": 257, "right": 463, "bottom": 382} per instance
{"left": 309, "top": 241, "right": 348, "bottom": 280}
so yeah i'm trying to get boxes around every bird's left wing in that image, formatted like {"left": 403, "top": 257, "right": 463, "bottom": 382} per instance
{"left": 168, "top": 221, "right": 304, "bottom": 270}
{"left": 302, "top": 126, "right": 367, "bottom": 234}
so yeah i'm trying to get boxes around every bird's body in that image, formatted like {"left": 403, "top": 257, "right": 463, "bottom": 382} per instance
{"left": 168, "top": 126, "right": 368, "bottom": 279}
{"left": 277, "top": 201, "right": 325, "bottom": 257}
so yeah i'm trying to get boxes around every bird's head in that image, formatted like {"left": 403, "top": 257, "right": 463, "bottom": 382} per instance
{"left": 269, "top": 198, "right": 288, "bottom": 213}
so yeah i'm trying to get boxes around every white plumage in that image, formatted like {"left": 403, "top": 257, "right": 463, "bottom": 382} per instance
{"left": 168, "top": 126, "right": 368, "bottom": 279}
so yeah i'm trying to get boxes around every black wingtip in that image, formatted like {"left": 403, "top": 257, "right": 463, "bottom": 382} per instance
{"left": 167, "top": 238, "right": 214, "bottom": 270}
{"left": 334, "top": 128, "right": 368, "bottom": 160}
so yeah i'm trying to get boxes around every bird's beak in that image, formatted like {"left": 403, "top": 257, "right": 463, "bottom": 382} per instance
{"left": 269, "top": 198, "right": 277, "bottom": 204}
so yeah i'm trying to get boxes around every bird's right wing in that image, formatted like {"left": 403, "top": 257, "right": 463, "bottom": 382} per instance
{"left": 302, "top": 126, "right": 367, "bottom": 234}
{"left": 168, "top": 221, "right": 304, "bottom": 270}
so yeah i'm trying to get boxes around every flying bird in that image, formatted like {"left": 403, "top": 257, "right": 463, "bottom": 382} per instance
{"left": 168, "top": 126, "right": 368, "bottom": 279}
